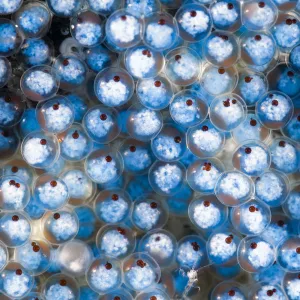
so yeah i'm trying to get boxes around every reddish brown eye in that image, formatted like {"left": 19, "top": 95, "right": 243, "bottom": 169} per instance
{"left": 258, "top": 1, "right": 265, "bottom": 7}
{"left": 60, "top": 279, "right": 67, "bottom": 286}
{"left": 9, "top": 180, "right": 16, "bottom": 186}
{"left": 53, "top": 213, "right": 60, "bottom": 220}
{"left": 203, "top": 163, "right": 211, "bottom": 171}
{"left": 150, "top": 296, "right": 157, "bottom": 300}
{"left": 117, "top": 227, "right": 126, "bottom": 235}
{"left": 62, "top": 59, "right": 69, "bottom": 66}
{"left": 111, "top": 194, "right": 119, "bottom": 201}
{"left": 227, "top": 3, "right": 234, "bottom": 9}
{"left": 136, "top": 259, "right": 146, "bottom": 268}
{"left": 50, "top": 180, "right": 57, "bottom": 187}
{"left": 154, "top": 80, "right": 161, "bottom": 87}
{"left": 4, "top": 95, "right": 11, "bottom": 103}
{"left": 191, "top": 241, "right": 200, "bottom": 251}
{"left": 114, "top": 297, "right": 121, "bottom": 300}
{"left": 105, "top": 262, "right": 112, "bottom": 270}
{"left": 150, "top": 202, "right": 157, "bottom": 209}
{"left": 40, "top": 139, "right": 47, "bottom": 145}
{"left": 113, "top": 76, "right": 120, "bottom": 82}
{"left": 175, "top": 54, "right": 181, "bottom": 61}
{"left": 244, "top": 76, "right": 253, "bottom": 83}
{"left": 155, "top": 236, "right": 161, "bottom": 241}
{"left": 190, "top": 10, "right": 197, "bottom": 17}
{"left": 12, "top": 215, "right": 19, "bottom": 221}
{"left": 296, "top": 247, "right": 300, "bottom": 254}
{"left": 15, "top": 183, "right": 20, "bottom": 188}
{"left": 121, "top": 15, "right": 127, "bottom": 21}
{"left": 33, "top": 245, "right": 40, "bottom": 252}
{"left": 203, "top": 200, "right": 210, "bottom": 207}
{"left": 249, "top": 205, "right": 256, "bottom": 212}
{"left": 129, "top": 145, "right": 136, "bottom": 152}
{"left": 15, "top": 269, "right": 22, "bottom": 275}
{"left": 293, "top": 19, "right": 297, "bottom": 24}
{"left": 72, "top": 131, "right": 79, "bottom": 139}
{"left": 267, "top": 290, "right": 273, "bottom": 296}
{"left": 174, "top": 136, "right": 182, "bottom": 143}
{"left": 232, "top": 99, "right": 237, "bottom": 104}
{"left": 255, "top": 35, "right": 261, "bottom": 41}
{"left": 186, "top": 99, "right": 193, "bottom": 106}
{"left": 158, "top": 19, "right": 166, "bottom": 25}
{"left": 245, "top": 147, "right": 252, "bottom": 154}
{"left": 218, "top": 67, "right": 225, "bottom": 74}
{"left": 279, "top": 141, "right": 286, "bottom": 147}
{"left": 228, "top": 290, "right": 236, "bottom": 297}
{"left": 277, "top": 220, "right": 284, "bottom": 227}
{"left": 223, "top": 99, "right": 230, "bottom": 107}
{"left": 250, "top": 242, "right": 257, "bottom": 249}
{"left": 286, "top": 18, "right": 293, "bottom": 25}
{"left": 105, "top": 156, "right": 112, "bottom": 162}
{"left": 100, "top": 113, "right": 107, "bottom": 121}
{"left": 11, "top": 166, "right": 18, "bottom": 173}
{"left": 250, "top": 119, "right": 257, "bottom": 126}
{"left": 225, "top": 237, "right": 232, "bottom": 244}
{"left": 287, "top": 71, "right": 294, "bottom": 77}
{"left": 272, "top": 99, "right": 279, "bottom": 106}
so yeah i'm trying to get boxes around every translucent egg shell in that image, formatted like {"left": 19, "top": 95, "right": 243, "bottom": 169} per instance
{"left": 151, "top": 123, "right": 187, "bottom": 162}
{"left": 0, "top": 91, "right": 25, "bottom": 128}
{"left": 175, "top": 3, "right": 212, "bottom": 42}
{"left": 215, "top": 170, "right": 255, "bottom": 207}
{"left": 86, "top": 256, "right": 122, "bottom": 294}
{"left": 0, "top": 212, "right": 32, "bottom": 247}
{"left": 94, "top": 67, "right": 134, "bottom": 107}
{"left": 209, "top": 93, "right": 247, "bottom": 131}
{"left": 139, "top": 229, "right": 177, "bottom": 268}
{"left": 276, "top": 235, "right": 300, "bottom": 272}
{"left": 230, "top": 199, "right": 271, "bottom": 235}
{"left": 188, "top": 195, "right": 228, "bottom": 231}
{"left": 170, "top": 90, "right": 208, "bottom": 128}
{"left": 96, "top": 224, "right": 136, "bottom": 259}
{"left": 148, "top": 160, "right": 186, "bottom": 196}
{"left": 85, "top": 147, "right": 124, "bottom": 185}
{"left": 122, "top": 252, "right": 161, "bottom": 292}
{"left": 126, "top": 104, "right": 163, "bottom": 141}
{"left": 70, "top": 10, "right": 106, "bottom": 47}
{"left": 57, "top": 239, "right": 93, "bottom": 277}
{"left": 0, "top": 19, "right": 24, "bottom": 57}
{"left": 165, "top": 47, "right": 201, "bottom": 86}
{"left": 203, "top": 31, "right": 240, "bottom": 68}
{"left": 42, "top": 274, "right": 80, "bottom": 300}
{"left": 0, "top": 261, "right": 34, "bottom": 299}
{"left": 232, "top": 140, "right": 271, "bottom": 177}
{"left": 83, "top": 105, "right": 121, "bottom": 144}
{"left": 14, "top": 238, "right": 52, "bottom": 275}
{"left": 0, "top": 175, "right": 30, "bottom": 211}
{"left": 41, "top": 209, "right": 79, "bottom": 245}
{"left": 237, "top": 236, "right": 276, "bottom": 273}
{"left": 94, "top": 189, "right": 132, "bottom": 224}
{"left": 211, "top": 281, "right": 246, "bottom": 300}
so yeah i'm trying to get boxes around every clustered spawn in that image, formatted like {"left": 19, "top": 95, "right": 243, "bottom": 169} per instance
{"left": 0, "top": 0, "right": 299, "bottom": 299}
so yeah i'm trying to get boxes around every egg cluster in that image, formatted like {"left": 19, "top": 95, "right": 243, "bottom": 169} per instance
{"left": 0, "top": 0, "right": 300, "bottom": 299}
